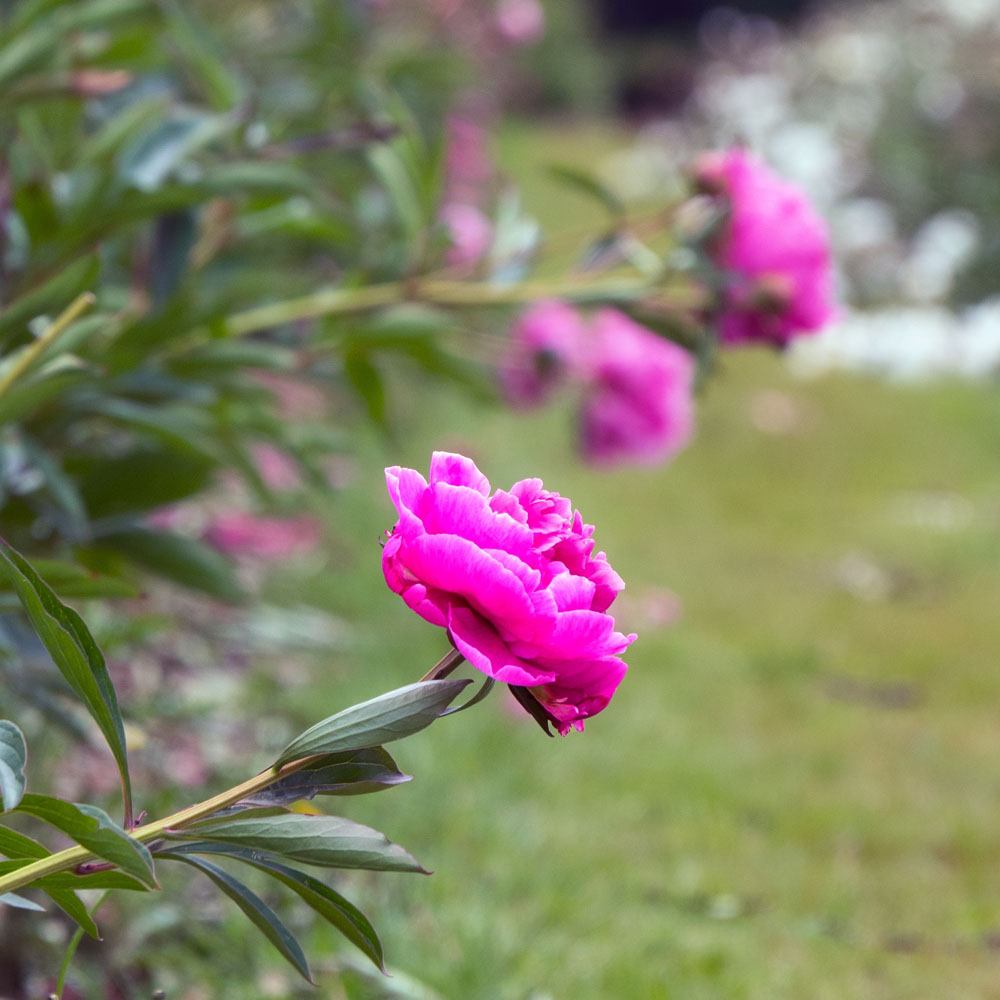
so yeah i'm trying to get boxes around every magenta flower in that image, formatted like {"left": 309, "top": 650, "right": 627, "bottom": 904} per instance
{"left": 696, "top": 149, "right": 836, "bottom": 347}
{"left": 382, "top": 452, "right": 635, "bottom": 734}
{"left": 579, "top": 309, "right": 695, "bottom": 466}
{"left": 205, "top": 511, "right": 321, "bottom": 560}
{"left": 500, "top": 299, "right": 586, "bottom": 406}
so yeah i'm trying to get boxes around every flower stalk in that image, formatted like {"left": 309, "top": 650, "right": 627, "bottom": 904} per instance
{"left": 0, "top": 756, "right": 322, "bottom": 898}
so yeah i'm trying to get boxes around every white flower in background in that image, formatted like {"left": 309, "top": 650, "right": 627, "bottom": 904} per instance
{"left": 900, "top": 210, "right": 980, "bottom": 304}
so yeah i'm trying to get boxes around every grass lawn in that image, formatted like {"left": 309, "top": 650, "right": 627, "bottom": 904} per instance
{"left": 245, "top": 122, "right": 1000, "bottom": 999}
{"left": 64, "top": 122, "right": 1000, "bottom": 999}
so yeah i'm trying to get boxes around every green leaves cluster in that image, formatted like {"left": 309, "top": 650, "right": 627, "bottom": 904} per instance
{"left": 0, "top": 539, "right": 474, "bottom": 980}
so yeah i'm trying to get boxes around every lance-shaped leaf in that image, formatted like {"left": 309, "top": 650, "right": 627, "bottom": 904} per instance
{"left": 15, "top": 795, "right": 156, "bottom": 889}
{"left": 159, "top": 843, "right": 383, "bottom": 971}
{"left": 274, "top": 679, "right": 471, "bottom": 767}
{"left": 242, "top": 747, "right": 410, "bottom": 806}
{"left": 0, "top": 544, "right": 133, "bottom": 822}
{"left": 0, "top": 722, "right": 27, "bottom": 812}
{"left": 172, "top": 813, "right": 427, "bottom": 874}
{"left": 45, "top": 888, "right": 99, "bottom": 939}
{"left": 0, "top": 825, "right": 47, "bottom": 859}
{"left": 0, "top": 892, "right": 44, "bottom": 911}
{"left": 163, "top": 853, "right": 313, "bottom": 984}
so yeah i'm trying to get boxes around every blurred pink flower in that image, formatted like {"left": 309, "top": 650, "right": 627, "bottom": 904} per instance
{"left": 205, "top": 511, "right": 321, "bottom": 560}
{"left": 696, "top": 148, "right": 836, "bottom": 347}
{"left": 500, "top": 299, "right": 586, "bottom": 406}
{"left": 441, "top": 202, "right": 493, "bottom": 267}
{"left": 444, "top": 114, "right": 493, "bottom": 205}
{"left": 382, "top": 452, "right": 635, "bottom": 734}
{"left": 495, "top": 0, "right": 545, "bottom": 45}
{"left": 579, "top": 309, "right": 695, "bottom": 466}
{"left": 251, "top": 443, "right": 301, "bottom": 492}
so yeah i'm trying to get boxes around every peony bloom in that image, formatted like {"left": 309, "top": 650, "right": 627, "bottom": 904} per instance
{"left": 579, "top": 309, "right": 695, "bottom": 466}
{"left": 441, "top": 202, "right": 493, "bottom": 268}
{"left": 205, "top": 511, "right": 321, "bottom": 560}
{"left": 696, "top": 148, "right": 836, "bottom": 347}
{"left": 500, "top": 299, "right": 586, "bottom": 406}
{"left": 382, "top": 452, "right": 635, "bottom": 734}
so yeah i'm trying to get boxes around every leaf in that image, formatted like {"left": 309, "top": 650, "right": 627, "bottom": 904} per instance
{"left": 172, "top": 813, "right": 427, "bottom": 873}
{"left": 241, "top": 747, "right": 411, "bottom": 806}
{"left": 0, "top": 543, "right": 133, "bottom": 819}
{"left": 273, "top": 678, "right": 472, "bottom": 767}
{"left": 547, "top": 164, "right": 625, "bottom": 219}
{"left": 45, "top": 888, "right": 99, "bottom": 938}
{"left": 0, "top": 825, "right": 48, "bottom": 859}
{"left": 0, "top": 891, "right": 44, "bottom": 911}
{"left": 0, "top": 254, "right": 100, "bottom": 345}
{"left": 117, "top": 113, "right": 233, "bottom": 192}
{"left": 97, "top": 528, "right": 246, "bottom": 603}
{"left": 343, "top": 350, "right": 387, "bottom": 432}
{"left": 76, "top": 446, "right": 215, "bottom": 519}
{"left": 160, "top": 843, "right": 384, "bottom": 971}
{"left": 15, "top": 795, "right": 156, "bottom": 889}
{"left": 0, "top": 722, "right": 27, "bottom": 812}
{"left": 163, "top": 853, "right": 313, "bottom": 984}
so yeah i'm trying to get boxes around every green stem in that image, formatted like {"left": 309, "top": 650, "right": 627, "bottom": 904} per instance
{"left": 220, "top": 273, "right": 674, "bottom": 340}
{"left": 0, "top": 291, "right": 95, "bottom": 397}
{"left": 0, "top": 757, "right": 319, "bottom": 898}
{"left": 55, "top": 889, "right": 110, "bottom": 998}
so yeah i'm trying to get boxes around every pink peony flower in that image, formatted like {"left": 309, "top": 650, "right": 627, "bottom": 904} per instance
{"left": 441, "top": 202, "right": 493, "bottom": 267}
{"left": 495, "top": 0, "right": 545, "bottom": 45}
{"left": 696, "top": 148, "right": 836, "bottom": 347}
{"left": 579, "top": 309, "right": 695, "bottom": 466}
{"left": 500, "top": 299, "right": 586, "bottom": 406}
{"left": 204, "top": 511, "right": 321, "bottom": 560}
{"left": 382, "top": 452, "right": 635, "bottom": 734}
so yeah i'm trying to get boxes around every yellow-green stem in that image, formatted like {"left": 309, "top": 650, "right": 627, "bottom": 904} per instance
{"left": 0, "top": 291, "right": 95, "bottom": 397}
{"left": 220, "top": 274, "right": 676, "bottom": 340}
{"left": 0, "top": 757, "right": 318, "bottom": 897}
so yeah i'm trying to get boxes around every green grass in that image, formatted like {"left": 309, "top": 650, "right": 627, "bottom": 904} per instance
{"left": 64, "top": 123, "right": 1000, "bottom": 998}
{"left": 240, "top": 124, "right": 1000, "bottom": 999}
{"left": 235, "top": 341, "right": 1000, "bottom": 999}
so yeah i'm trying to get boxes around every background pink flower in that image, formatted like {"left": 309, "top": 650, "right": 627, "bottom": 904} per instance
{"left": 382, "top": 452, "right": 635, "bottom": 734}
{"left": 500, "top": 299, "right": 586, "bottom": 406}
{"left": 205, "top": 511, "right": 321, "bottom": 560}
{"left": 495, "top": 0, "right": 545, "bottom": 46}
{"left": 579, "top": 309, "right": 695, "bottom": 466}
{"left": 441, "top": 202, "right": 493, "bottom": 267}
{"left": 697, "top": 148, "right": 836, "bottom": 347}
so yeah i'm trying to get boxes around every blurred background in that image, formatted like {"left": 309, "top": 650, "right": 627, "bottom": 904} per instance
{"left": 5, "top": 0, "right": 1000, "bottom": 996}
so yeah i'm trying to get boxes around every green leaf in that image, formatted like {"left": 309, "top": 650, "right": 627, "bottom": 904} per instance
{"left": 0, "top": 543, "right": 133, "bottom": 820}
{"left": 0, "top": 891, "right": 44, "bottom": 911}
{"left": 173, "top": 813, "right": 427, "bottom": 873}
{"left": 0, "top": 722, "right": 27, "bottom": 812}
{"left": 241, "top": 747, "right": 410, "bottom": 806}
{"left": 274, "top": 679, "right": 472, "bottom": 767}
{"left": 117, "top": 113, "right": 233, "bottom": 192}
{"left": 76, "top": 446, "right": 215, "bottom": 520}
{"left": 45, "top": 888, "right": 99, "bottom": 939}
{"left": 0, "top": 254, "right": 99, "bottom": 344}
{"left": 160, "top": 843, "right": 384, "bottom": 971}
{"left": 160, "top": 0, "right": 244, "bottom": 109}
{"left": 0, "top": 825, "right": 48, "bottom": 859}
{"left": 0, "top": 370, "right": 89, "bottom": 427}
{"left": 547, "top": 164, "right": 625, "bottom": 219}
{"left": 97, "top": 528, "right": 246, "bottom": 602}
{"left": 15, "top": 795, "right": 156, "bottom": 889}
{"left": 343, "top": 350, "right": 387, "bottom": 432}
{"left": 163, "top": 853, "right": 313, "bottom": 984}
